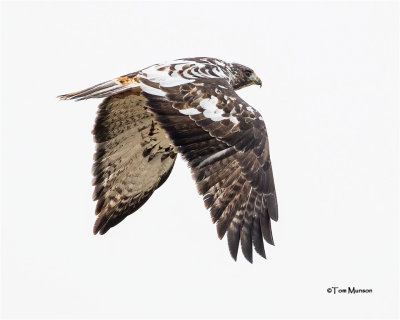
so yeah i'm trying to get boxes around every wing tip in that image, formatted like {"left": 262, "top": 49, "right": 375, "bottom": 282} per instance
{"left": 93, "top": 216, "right": 106, "bottom": 235}
{"left": 254, "top": 246, "right": 267, "bottom": 260}
{"left": 244, "top": 254, "right": 253, "bottom": 264}
{"left": 93, "top": 212, "right": 114, "bottom": 235}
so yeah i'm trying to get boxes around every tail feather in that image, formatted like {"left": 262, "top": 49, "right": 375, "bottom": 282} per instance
{"left": 58, "top": 73, "right": 140, "bottom": 101}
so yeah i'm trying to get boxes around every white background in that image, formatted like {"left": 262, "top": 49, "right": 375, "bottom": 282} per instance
{"left": 1, "top": 1, "right": 399, "bottom": 319}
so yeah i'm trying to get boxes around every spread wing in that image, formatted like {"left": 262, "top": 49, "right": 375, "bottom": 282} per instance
{"left": 59, "top": 62, "right": 277, "bottom": 262}
{"left": 90, "top": 90, "right": 177, "bottom": 234}
{"left": 140, "top": 78, "right": 278, "bottom": 262}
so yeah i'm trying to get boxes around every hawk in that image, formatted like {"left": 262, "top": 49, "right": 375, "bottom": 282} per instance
{"left": 59, "top": 57, "right": 278, "bottom": 263}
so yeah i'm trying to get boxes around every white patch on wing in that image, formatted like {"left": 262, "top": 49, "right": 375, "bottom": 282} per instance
{"left": 179, "top": 108, "right": 201, "bottom": 115}
{"left": 246, "top": 106, "right": 255, "bottom": 113}
{"left": 141, "top": 64, "right": 194, "bottom": 87}
{"left": 139, "top": 83, "right": 165, "bottom": 96}
{"left": 200, "top": 95, "right": 219, "bottom": 110}
{"left": 197, "top": 147, "right": 235, "bottom": 168}
{"left": 200, "top": 96, "right": 225, "bottom": 122}
{"left": 164, "top": 77, "right": 195, "bottom": 87}
{"left": 199, "top": 95, "right": 241, "bottom": 124}
{"left": 229, "top": 108, "right": 239, "bottom": 124}
{"left": 203, "top": 109, "right": 225, "bottom": 122}
{"left": 229, "top": 114, "right": 239, "bottom": 124}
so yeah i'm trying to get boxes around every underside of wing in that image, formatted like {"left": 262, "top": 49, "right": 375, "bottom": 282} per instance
{"left": 91, "top": 91, "right": 177, "bottom": 234}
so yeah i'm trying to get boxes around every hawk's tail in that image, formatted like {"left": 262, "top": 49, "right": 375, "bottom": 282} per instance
{"left": 58, "top": 73, "right": 140, "bottom": 101}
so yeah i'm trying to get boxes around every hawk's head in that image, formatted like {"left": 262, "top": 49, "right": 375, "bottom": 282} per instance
{"left": 229, "top": 63, "right": 262, "bottom": 90}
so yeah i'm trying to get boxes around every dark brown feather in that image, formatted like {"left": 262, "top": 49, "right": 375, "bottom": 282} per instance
{"left": 142, "top": 80, "right": 278, "bottom": 262}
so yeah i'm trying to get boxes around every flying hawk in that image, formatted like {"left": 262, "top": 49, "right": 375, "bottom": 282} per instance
{"left": 59, "top": 57, "right": 278, "bottom": 262}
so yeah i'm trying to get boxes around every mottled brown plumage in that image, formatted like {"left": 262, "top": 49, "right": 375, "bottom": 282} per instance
{"left": 59, "top": 57, "right": 278, "bottom": 263}
{"left": 91, "top": 92, "right": 176, "bottom": 235}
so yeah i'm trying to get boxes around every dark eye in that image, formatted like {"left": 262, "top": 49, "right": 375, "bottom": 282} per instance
{"left": 244, "top": 70, "right": 252, "bottom": 77}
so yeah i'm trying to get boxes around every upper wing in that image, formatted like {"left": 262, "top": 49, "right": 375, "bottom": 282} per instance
{"left": 140, "top": 78, "right": 278, "bottom": 262}
{"left": 91, "top": 91, "right": 177, "bottom": 234}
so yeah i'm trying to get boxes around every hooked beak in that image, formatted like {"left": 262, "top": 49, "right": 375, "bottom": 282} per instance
{"left": 256, "top": 76, "right": 262, "bottom": 88}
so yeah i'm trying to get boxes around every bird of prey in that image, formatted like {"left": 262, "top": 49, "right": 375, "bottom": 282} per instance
{"left": 59, "top": 57, "right": 278, "bottom": 263}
